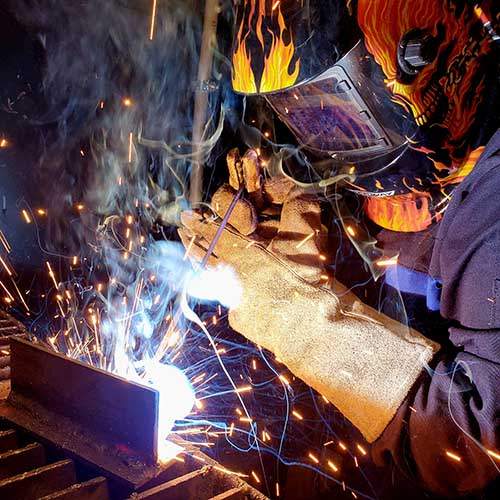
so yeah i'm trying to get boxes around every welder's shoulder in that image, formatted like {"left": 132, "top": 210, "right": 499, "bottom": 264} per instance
{"left": 432, "top": 134, "right": 500, "bottom": 330}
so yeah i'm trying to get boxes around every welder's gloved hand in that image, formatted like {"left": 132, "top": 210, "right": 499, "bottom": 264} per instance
{"left": 180, "top": 210, "right": 439, "bottom": 442}
{"left": 179, "top": 147, "right": 439, "bottom": 442}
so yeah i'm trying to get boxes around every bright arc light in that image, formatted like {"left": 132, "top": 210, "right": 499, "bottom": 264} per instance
{"left": 186, "top": 265, "right": 242, "bottom": 309}
{"left": 145, "top": 362, "right": 195, "bottom": 462}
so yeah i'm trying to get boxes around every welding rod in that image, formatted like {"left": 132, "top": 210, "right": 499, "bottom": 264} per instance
{"left": 200, "top": 186, "right": 244, "bottom": 267}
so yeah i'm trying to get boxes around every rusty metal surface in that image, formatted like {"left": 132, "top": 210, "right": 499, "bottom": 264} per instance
{"left": 0, "top": 428, "right": 17, "bottom": 452}
{"left": 9, "top": 336, "right": 159, "bottom": 464}
{"left": 0, "top": 442, "right": 46, "bottom": 480}
{"left": 0, "top": 458, "right": 76, "bottom": 499}
{"left": 39, "top": 476, "right": 109, "bottom": 500}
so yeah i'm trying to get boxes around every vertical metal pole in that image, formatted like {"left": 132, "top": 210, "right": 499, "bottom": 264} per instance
{"left": 190, "top": 0, "right": 220, "bottom": 205}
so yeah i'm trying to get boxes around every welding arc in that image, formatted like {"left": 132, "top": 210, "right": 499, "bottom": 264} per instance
{"left": 155, "top": 187, "right": 244, "bottom": 362}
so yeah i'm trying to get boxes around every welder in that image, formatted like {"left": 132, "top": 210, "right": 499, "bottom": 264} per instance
{"left": 180, "top": 0, "right": 499, "bottom": 496}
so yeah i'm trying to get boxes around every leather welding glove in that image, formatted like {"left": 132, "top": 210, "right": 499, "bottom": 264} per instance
{"left": 179, "top": 148, "right": 439, "bottom": 442}
{"left": 180, "top": 210, "right": 438, "bottom": 443}
{"left": 196, "top": 148, "right": 327, "bottom": 283}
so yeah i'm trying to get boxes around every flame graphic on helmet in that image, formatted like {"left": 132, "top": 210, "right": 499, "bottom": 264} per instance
{"left": 232, "top": 0, "right": 300, "bottom": 94}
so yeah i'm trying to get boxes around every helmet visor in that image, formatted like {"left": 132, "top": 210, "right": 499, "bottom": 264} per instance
{"left": 266, "top": 41, "right": 417, "bottom": 162}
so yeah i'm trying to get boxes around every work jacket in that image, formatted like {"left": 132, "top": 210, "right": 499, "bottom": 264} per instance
{"left": 373, "top": 130, "right": 500, "bottom": 497}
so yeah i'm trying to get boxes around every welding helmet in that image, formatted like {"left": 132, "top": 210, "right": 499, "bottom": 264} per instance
{"left": 231, "top": 0, "right": 417, "bottom": 172}
{"left": 231, "top": 0, "right": 498, "bottom": 194}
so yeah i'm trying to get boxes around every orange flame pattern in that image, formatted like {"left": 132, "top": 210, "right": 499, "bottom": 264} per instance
{"left": 365, "top": 192, "right": 438, "bottom": 233}
{"left": 232, "top": 0, "right": 300, "bottom": 94}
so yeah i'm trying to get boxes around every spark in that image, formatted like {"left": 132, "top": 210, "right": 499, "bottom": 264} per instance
{"left": 346, "top": 225, "right": 356, "bottom": 237}
{"left": 0, "top": 138, "right": 9, "bottom": 148}
{"left": 296, "top": 231, "right": 315, "bottom": 249}
{"left": 252, "top": 359, "right": 257, "bottom": 370}
{"left": 308, "top": 452, "right": 319, "bottom": 464}
{"left": 37, "top": 209, "right": 47, "bottom": 216}
{"left": 235, "top": 385, "right": 252, "bottom": 393}
{"left": 0, "top": 231, "right": 11, "bottom": 253}
{"left": 327, "top": 460, "right": 338, "bottom": 472}
{"left": 376, "top": 256, "right": 398, "bottom": 267}
{"left": 292, "top": 410, "right": 303, "bottom": 420}
{"left": 192, "top": 374, "right": 206, "bottom": 385}
{"left": 123, "top": 97, "right": 133, "bottom": 107}
{"left": 12, "top": 280, "right": 29, "bottom": 312}
{"left": 279, "top": 374, "right": 290, "bottom": 385}
{"left": 76, "top": 204, "right": 84, "bottom": 211}
{"left": 0, "top": 256, "right": 13, "bottom": 276}
{"left": 213, "top": 465, "right": 248, "bottom": 478}
{"left": 338, "top": 441, "right": 347, "bottom": 451}
{"left": 0, "top": 280, "right": 14, "bottom": 301}
{"left": 72, "top": 256, "right": 78, "bottom": 266}
{"left": 21, "top": 209, "right": 31, "bottom": 224}
{"left": 251, "top": 470, "right": 260, "bottom": 483}
{"left": 126, "top": 214, "right": 133, "bottom": 225}
{"left": 276, "top": 482, "right": 280, "bottom": 497}
{"left": 356, "top": 444, "right": 367, "bottom": 456}
{"left": 46, "top": 262, "right": 58, "bottom": 289}
{"left": 487, "top": 449, "right": 500, "bottom": 461}
{"left": 149, "top": 0, "right": 158, "bottom": 40}
{"left": 445, "top": 451, "right": 461, "bottom": 462}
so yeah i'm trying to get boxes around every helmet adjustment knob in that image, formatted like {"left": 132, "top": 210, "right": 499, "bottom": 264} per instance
{"left": 397, "top": 29, "right": 438, "bottom": 78}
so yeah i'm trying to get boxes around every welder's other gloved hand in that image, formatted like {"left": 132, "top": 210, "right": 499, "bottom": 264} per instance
{"left": 185, "top": 147, "right": 328, "bottom": 283}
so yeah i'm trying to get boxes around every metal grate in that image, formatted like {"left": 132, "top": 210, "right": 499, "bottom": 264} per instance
{"left": 0, "top": 426, "right": 109, "bottom": 499}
